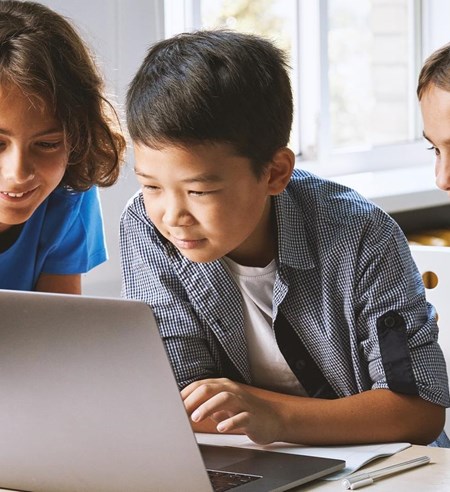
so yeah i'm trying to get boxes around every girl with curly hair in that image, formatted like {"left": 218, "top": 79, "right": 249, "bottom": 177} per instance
{"left": 0, "top": 0, "right": 126, "bottom": 293}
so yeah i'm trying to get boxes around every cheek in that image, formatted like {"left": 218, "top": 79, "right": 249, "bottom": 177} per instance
{"left": 142, "top": 195, "right": 167, "bottom": 228}
{"left": 57, "top": 160, "right": 67, "bottom": 177}
{"left": 41, "top": 153, "right": 68, "bottom": 181}
{"left": 217, "top": 189, "right": 266, "bottom": 224}
{"left": 56, "top": 162, "right": 68, "bottom": 184}
{"left": 142, "top": 197, "right": 157, "bottom": 221}
{"left": 213, "top": 207, "right": 251, "bottom": 236}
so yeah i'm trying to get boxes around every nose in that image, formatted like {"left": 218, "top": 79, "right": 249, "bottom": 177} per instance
{"left": 162, "top": 193, "right": 193, "bottom": 227}
{"left": 435, "top": 155, "right": 450, "bottom": 192}
{"left": 1, "top": 147, "right": 35, "bottom": 185}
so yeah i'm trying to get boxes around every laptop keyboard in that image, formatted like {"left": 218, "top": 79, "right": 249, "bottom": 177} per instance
{"left": 207, "top": 469, "right": 261, "bottom": 491}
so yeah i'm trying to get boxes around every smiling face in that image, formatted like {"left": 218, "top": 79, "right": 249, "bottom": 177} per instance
{"left": 133, "top": 142, "right": 285, "bottom": 266}
{"left": 420, "top": 83, "right": 450, "bottom": 195}
{"left": 0, "top": 84, "right": 68, "bottom": 233}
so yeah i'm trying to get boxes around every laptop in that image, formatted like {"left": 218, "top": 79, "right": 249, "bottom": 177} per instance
{"left": 0, "top": 289, "right": 345, "bottom": 492}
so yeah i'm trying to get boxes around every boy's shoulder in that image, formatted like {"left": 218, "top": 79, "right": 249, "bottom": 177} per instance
{"left": 121, "top": 190, "right": 147, "bottom": 223}
{"left": 274, "top": 170, "right": 399, "bottom": 269}
{"left": 120, "top": 191, "right": 161, "bottom": 242}
{"left": 285, "top": 168, "right": 388, "bottom": 225}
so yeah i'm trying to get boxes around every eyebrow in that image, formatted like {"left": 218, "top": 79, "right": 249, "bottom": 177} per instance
{"left": 0, "top": 127, "right": 63, "bottom": 138}
{"left": 134, "top": 169, "right": 224, "bottom": 184}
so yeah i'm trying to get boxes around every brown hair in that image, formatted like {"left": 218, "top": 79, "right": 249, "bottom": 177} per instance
{"left": 418, "top": 42, "right": 450, "bottom": 100}
{"left": 0, "top": 0, "right": 126, "bottom": 190}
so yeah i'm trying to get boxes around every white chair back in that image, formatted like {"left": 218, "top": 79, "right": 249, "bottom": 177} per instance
{"left": 409, "top": 245, "right": 450, "bottom": 436}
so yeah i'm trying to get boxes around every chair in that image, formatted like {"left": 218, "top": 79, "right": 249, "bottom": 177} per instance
{"left": 409, "top": 244, "right": 450, "bottom": 438}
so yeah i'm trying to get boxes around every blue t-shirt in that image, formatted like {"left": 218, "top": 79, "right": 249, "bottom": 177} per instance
{"left": 0, "top": 186, "right": 107, "bottom": 291}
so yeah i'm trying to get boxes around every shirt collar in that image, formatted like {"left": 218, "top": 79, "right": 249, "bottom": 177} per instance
{"left": 273, "top": 189, "right": 315, "bottom": 270}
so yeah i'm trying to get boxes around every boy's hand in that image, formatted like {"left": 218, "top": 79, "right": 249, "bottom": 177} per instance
{"left": 181, "top": 378, "right": 281, "bottom": 445}
{"left": 182, "top": 379, "right": 445, "bottom": 446}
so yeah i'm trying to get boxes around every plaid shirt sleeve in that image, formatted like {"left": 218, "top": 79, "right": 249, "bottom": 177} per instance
{"left": 120, "top": 174, "right": 450, "bottom": 409}
{"left": 120, "top": 192, "right": 229, "bottom": 388}
{"left": 277, "top": 171, "right": 450, "bottom": 408}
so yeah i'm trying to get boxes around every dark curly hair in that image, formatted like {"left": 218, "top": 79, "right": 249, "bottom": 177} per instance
{"left": 0, "top": 0, "right": 126, "bottom": 190}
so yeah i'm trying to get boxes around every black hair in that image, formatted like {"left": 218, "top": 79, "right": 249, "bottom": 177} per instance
{"left": 127, "top": 30, "right": 293, "bottom": 176}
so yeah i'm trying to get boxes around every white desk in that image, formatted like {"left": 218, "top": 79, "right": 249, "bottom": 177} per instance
{"left": 301, "top": 445, "right": 450, "bottom": 491}
{"left": 0, "top": 444, "right": 447, "bottom": 491}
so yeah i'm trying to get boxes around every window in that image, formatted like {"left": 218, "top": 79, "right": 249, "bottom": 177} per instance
{"left": 328, "top": 0, "right": 413, "bottom": 149}
{"left": 164, "top": 0, "right": 450, "bottom": 176}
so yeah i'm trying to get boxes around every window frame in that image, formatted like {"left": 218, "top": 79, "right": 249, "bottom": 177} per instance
{"left": 164, "top": 0, "right": 450, "bottom": 177}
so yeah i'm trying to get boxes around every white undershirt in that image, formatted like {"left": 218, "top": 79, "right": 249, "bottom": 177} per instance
{"left": 221, "top": 256, "right": 306, "bottom": 396}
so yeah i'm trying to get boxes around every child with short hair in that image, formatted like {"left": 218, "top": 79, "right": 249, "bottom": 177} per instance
{"left": 418, "top": 42, "right": 450, "bottom": 194}
{"left": 121, "top": 30, "right": 449, "bottom": 446}
{"left": 0, "top": 0, "right": 125, "bottom": 293}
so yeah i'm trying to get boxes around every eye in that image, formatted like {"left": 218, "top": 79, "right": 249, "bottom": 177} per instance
{"left": 143, "top": 184, "right": 160, "bottom": 192}
{"left": 36, "top": 141, "right": 62, "bottom": 150}
{"left": 189, "top": 190, "right": 210, "bottom": 196}
{"left": 427, "top": 145, "right": 440, "bottom": 156}
{"left": 188, "top": 189, "right": 219, "bottom": 197}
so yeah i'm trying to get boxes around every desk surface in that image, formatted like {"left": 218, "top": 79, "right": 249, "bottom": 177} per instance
{"left": 0, "top": 444, "right": 447, "bottom": 491}
{"left": 300, "top": 445, "right": 450, "bottom": 491}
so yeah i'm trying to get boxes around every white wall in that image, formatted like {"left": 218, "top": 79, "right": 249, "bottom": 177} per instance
{"left": 422, "top": 0, "right": 450, "bottom": 58}
{"left": 40, "top": 0, "right": 164, "bottom": 297}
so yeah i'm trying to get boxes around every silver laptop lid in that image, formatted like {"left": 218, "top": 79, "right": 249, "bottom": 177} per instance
{"left": 0, "top": 290, "right": 212, "bottom": 492}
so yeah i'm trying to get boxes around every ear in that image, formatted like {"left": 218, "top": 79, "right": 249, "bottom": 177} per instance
{"left": 266, "top": 147, "right": 295, "bottom": 195}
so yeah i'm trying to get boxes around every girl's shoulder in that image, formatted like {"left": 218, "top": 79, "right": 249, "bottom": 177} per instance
{"left": 48, "top": 186, "right": 99, "bottom": 213}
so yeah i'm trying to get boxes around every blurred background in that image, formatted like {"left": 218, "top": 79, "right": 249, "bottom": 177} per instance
{"left": 40, "top": 0, "right": 450, "bottom": 296}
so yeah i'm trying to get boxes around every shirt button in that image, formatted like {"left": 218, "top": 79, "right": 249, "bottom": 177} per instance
{"left": 384, "top": 316, "right": 396, "bottom": 328}
{"left": 295, "top": 359, "right": 306, "bottom": 371}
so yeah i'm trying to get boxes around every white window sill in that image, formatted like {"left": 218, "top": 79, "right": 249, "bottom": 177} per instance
{"left": 306, "top": 164, "right": 448, "bottom": 214}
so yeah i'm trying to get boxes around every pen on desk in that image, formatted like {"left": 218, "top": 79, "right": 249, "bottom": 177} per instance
{"left": 341, "top": 455, "right": 431, "bottom": 490}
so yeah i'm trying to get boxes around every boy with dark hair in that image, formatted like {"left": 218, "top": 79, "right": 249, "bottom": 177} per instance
{"left": 418, "top": 42, "right": 450, "bottom": 194}
{"left": 121, "top": 30, "right": 449, "bottom": 446}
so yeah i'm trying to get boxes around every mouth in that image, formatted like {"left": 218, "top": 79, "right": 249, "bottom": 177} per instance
{"left": 2, "top": 191, "right": 27, "bottom": 198}
{"left": 170, "top": 235, "right": 206, "bottom": 250}
{"left": 0, "top": 187, "right": 38, "bottom": 200}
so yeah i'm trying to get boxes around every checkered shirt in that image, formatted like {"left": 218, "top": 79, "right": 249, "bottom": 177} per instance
{"left": 120, "top": 169, "right": 450, "bottom": 408}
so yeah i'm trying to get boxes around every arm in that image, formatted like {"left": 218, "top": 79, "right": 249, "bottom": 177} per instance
{"left": 183, "top": 214, "right": 448, "bottom": 446}
{"left": 35, "top": 273, "right": 81, "bottom": 294}
{"left": 122, "top": 195, "right": 448, "bottom": 445}
{"left": 39, "top": 187, "right": 107, "bottom": 288}
{"left": 182, "top": 379, "right": 444, "bottom": 445}
{"left": 120, "top": 197, "right": 224, "bottom": 386}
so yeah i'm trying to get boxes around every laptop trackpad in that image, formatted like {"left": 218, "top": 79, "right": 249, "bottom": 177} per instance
{"left": 200, "top": 443, "right": 345, "bottom": 481}
{"left": 200, "top": 444, "right": 263, "bottom": 470}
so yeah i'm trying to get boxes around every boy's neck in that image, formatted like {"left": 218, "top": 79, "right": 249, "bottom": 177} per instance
{"left": 225, "top": 198, "right": 277, "bottom": 268}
